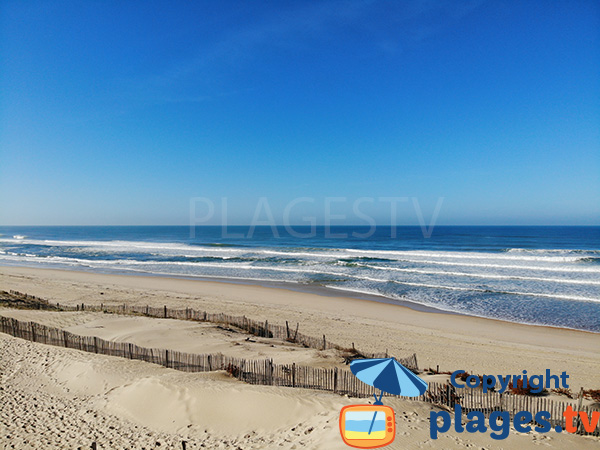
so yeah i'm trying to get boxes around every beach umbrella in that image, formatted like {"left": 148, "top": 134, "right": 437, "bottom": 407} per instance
{"left": 350, "top": 357, "right": 427, "bottom": 398}
{"left": 350, "top": 358, "right": 428, "bottom": 434}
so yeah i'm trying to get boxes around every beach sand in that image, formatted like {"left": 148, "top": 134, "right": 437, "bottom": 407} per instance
{"left": 1, "top": 265, "right": 599, "bottom": 449}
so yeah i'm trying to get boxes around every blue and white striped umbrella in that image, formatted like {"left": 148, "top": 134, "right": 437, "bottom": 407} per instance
{"left": 350, "top": 358, "right": 428, "bottom": 397}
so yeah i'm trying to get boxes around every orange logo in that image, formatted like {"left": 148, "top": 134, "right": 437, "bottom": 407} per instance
{"left": 339, "top": 405, "right": 396, "bottom": 448}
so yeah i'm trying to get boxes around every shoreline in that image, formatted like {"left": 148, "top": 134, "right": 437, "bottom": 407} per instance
{"left": 4, "top": 262, "right": 598, "bottom": 335}
{"left": 0, "top": 262, "right": 453, "bottom": 315}
{"left": 1, "top": 264, "right": 599, "bottom": 390}
{"left": 2, "top": 263, "right": 598, "bottom": 335}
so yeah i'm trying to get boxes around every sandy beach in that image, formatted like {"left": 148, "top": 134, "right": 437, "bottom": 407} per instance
{"left": 2, "top": 266, "right": 598, "bottom": 387}
{"left": 1, "top": 265, "right": 599, "bottom": 449}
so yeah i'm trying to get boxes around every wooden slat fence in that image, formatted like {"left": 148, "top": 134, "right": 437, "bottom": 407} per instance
{"left": 9, "top": 294, "right": 403, "bottom": 365}
{"left": 1, "top": 316, "right": 596, "bottom": 437}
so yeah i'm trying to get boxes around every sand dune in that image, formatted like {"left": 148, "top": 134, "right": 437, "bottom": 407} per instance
{"left": 2, "top": 333, "right": 598, "bottom": 449}
{"left": 0, "top": 309, "right": 344, "bottom": 368}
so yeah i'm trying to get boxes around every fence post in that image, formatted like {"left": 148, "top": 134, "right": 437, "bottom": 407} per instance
{"left": 292, "top": 363, "right": 296, "bottom": 388}
{"left": 334, "top": 367, "right": 338, "bottom": 393}
{"left": 323, "top": 335, "right": 326, "bottom": 350}
{"left": 286, "top": 321, "right": 290, "bottom": 339}
{"left": 575, "top": 387, "right": 584, "bottom": 433}
{"left": 30, "top": 322, "right": 36, "bottom": 342}
{"left": 165, "top": 350, "right": 170, "bottom": 368}
{"left": 208, "top": 355, "right": 212, "bottom": 371}
{"left": 264, "top": 320, "right": 268, "bottom": 337}
{"left": 164, "top": 305, "right": 167, "bottom": 318}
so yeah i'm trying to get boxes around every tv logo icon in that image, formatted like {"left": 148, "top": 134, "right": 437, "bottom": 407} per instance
{"left": 341, "top": 357, "right": 427, "bottom": 447}
{"left": 339, "top": 405, "right": 396, "bottom": 448}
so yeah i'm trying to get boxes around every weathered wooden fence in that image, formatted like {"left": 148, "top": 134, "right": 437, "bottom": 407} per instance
{"left": 1, "top": 316, "right": 597, "bottom": 436}
{"left": 5, "top": 291, "right": 404, "bottom": 364}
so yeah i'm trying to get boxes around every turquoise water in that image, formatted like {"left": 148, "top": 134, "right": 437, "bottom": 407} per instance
{"left": 0, "top": 226, "right": 598, "bottom": 332}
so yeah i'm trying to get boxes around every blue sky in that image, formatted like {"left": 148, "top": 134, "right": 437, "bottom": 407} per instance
{"left": 1, "top": 0, "right": 598, "bottom": 225}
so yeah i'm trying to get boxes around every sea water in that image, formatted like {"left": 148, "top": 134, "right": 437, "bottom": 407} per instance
{"left": 0, "top": 226, "right": 598, "bottom": 332}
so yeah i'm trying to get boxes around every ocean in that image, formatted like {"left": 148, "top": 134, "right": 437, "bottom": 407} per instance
{"left": 0, "top": 226, "right": 598, "bottom": 332}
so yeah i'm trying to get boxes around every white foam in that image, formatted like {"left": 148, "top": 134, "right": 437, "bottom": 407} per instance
{"left": 389, "top": 258, "right": 600, "bottom": 273}
{"left": 357, "top": 264, "right": 600, "bottom": 285}
{"left": 345, "top": 248, "right": 594, "bottom": 263}
{"left": 1, "top": 237, "right": 599, "bottom": 307}
{"left": 0, "top": 237, "right": 246, "bottom": 255}
{"left": 2, "top": 237, "right": 597, "bottom": 272}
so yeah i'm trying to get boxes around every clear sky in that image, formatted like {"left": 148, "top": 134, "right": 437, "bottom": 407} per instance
{"left": 1, "top": 0, "right": 599, "bottom": 226}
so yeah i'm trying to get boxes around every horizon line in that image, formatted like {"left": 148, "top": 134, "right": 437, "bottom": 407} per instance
{"left": 1, "top": 224, "right": 599, "bottom": 228}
